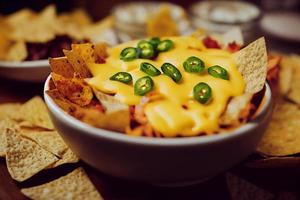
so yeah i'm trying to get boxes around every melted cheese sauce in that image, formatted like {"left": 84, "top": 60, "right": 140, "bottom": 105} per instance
{"left": 88, "top": 36, "right": 245, "bottom": 137}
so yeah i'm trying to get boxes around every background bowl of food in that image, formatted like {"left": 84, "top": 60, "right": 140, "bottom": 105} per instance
{"left": 44, "top": 35, "right": 273, "bottom": 185}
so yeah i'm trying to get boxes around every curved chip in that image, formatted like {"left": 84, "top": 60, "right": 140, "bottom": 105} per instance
{"left": 51, "top": 73, "right": 93, "bottom": 106}
{"left": 220, "top": 37, "right": 268, "bottom": 126}
{"left": 257, "top": 101, "right": 300, "bottom": 156}
{"left": 234, "top": 37, "right": 268, "bottom": 93}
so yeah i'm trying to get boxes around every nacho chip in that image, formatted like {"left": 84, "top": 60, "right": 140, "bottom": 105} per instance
{"left": 226, "top": 173, "right": 274, "bottom": 200}
{"left": 0, "top": 118, "right": 17, "bottom": 157}
{"left": 93, "top": 42, "right": 108, "bottom": 63}
{"left": 286, "top": 55, "right": 300, "bottom": 105}
{"left": 51, "top": 73, "right": 93, "bottom": 106}
{"left": 93, "top": 88, "right": 128, "bottom": 113}
{"left": 5, "top": 128, "right": 58, "bottom": 182}
{"left": 13, "top": 96, "right": 54, "bottom": 130}
{"left": 220, "top": 38, "right": 267, "bottom": 125}
{"left": 246, "top": 157, "right": 300, "bottom": 168}
{"left": 49, "top": 57, "right": 75, "bottom": 78}
{"left": 219, "top": 93, "right": 253, "bottom": 126}
{"left": 146, "top": 5, "right": 178, "bottom": 37}
{"left": 63, "top": 49, "right": 92, "bottom": 78}
{"left": 279, "top": 55, "right": 293, "bottom": 96}
{"left": 6, "top": 41, "right": 27, "bottom": 61}
{"left": 235, "top": 37, "right": 268, "bottom": 93}
{"left": 21, "top": 129, "right": 68, "bottom": 157}
{"left": 21, "top": 168, "right": 103, "bottom": 200}
{"left": 0, "top": 103, "right": 21, "bottom": 120}
{"left": 51, "top": 148, "right": 79, "bottom": 168}
{"left": 257, "top": 100, "right": 300, "bottom": 156}
{"left": 71, "top": 43, "right": 96, "bottom": 63}
{"left": 47, "top": 89, "right": 129, "bottom": 132}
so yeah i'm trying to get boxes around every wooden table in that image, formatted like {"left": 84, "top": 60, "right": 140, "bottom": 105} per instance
{"left": 1, "top": 77, "right": 300, "bottom": 200}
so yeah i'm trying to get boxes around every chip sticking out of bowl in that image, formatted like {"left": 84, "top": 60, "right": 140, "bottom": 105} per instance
{"left": 51, "top": 72, "right": 93, "bottom": 106}
{"left": 220, "top": 37, "right": 267, "bottom": 126}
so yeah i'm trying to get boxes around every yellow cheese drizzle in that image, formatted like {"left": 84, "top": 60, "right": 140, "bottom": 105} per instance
{"left": 88, "top": 36, "right": 245, "bottom": 137}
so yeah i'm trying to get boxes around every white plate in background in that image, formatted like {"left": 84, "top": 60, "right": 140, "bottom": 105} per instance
{"left": 0, "top": 59, "right": 50, "bottom": 82}
{"left": 261, "top": 12, "right": 300, "bottom": 42}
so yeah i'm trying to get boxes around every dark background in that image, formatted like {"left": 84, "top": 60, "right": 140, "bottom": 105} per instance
{"left": 1, "top": 0, "right": 299, "bottom": 20}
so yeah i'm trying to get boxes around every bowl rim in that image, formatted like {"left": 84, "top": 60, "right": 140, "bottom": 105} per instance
{"left": 0, "top": 59, "right": 49, "bottom": 69}
{"left": 44, "top": 75, "right": 272, "bottom": 146}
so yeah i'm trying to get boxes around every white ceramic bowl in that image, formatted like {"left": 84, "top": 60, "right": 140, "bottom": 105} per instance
{"left": 0, "top": 60, "right": 50, "bottom": 82}
{"left": 44, "top": 76, "right": 273, "bottom": 185}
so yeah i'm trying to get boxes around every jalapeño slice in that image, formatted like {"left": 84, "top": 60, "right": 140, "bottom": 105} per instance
{"left": 109, "top": 72, "right": 132, "bottom": 84}
{"left": 157, "top": 39, "right": 174, "bottom": 52}
{"left": 193, "top": 82, "right": 212, "bottom": 104}
{"left": 137, "top": 40, "right": 155, "bottom": 59}
{"left": 120, "top": 47, "right": 139, "bottom": 61}
{"left": 140, "top": 62, "right": 161, "bottom": 76}
{"left": 149, "top": 37, "right": 161, "bottom": 49}
{"left": 183, "top": 56, "right": 205, "bottom": 73}
{"left": 134, "top": 76, "right": 154, "bottom": 96}
{"left": 161, "top": 63, "right": 182, "bottom": 83}
{"left": 208, "top": 65, "right": 229, "bottom": 80}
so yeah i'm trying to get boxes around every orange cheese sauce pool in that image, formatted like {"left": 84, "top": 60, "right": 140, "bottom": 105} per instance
{"left": 88, "top": 36, "right": 245, "bottom": 137}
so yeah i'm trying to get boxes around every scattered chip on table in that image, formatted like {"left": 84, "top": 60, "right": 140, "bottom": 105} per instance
{"left": 0, "top": 103, "right": 21, "bottom": 121}
{"left": 257, "top": 100, "right": 300, "bottom": 156}
{"left": 21, "top": 168, "right": 103, "bottom": 200}
{"left": 13, "top": 96, "right": 54, "bottom": 130}
{"left": 21, "top": 129, "right": 68, "bottom": 157}
{"left": 0, "top": 118, "right": 17, "bottom": 157}
{"left": 5, "top": 128, "right": 58, "bottom": 182}
{"left": 50, "top": 148, "right": 79, "bottom": 168}
{"left": 286, "top": 55, "right": 300, "bottom": 105}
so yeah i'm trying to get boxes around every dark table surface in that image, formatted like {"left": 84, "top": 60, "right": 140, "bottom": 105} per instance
{"left": 1, "top": 77, "right": 300, "bottom": 200}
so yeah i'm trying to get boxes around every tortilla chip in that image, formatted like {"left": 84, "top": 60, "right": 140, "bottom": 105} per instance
{"left": 5, "top": 128, "right": 58, "bottom": 182}
{"left": 0, "top": 103, "right": 21, "bottom": 120}
{"left": 51, "top": 73, "right": 93, "bottom": 106}
{"left": 71, "top": 43, "right": 96, "bottom": 63}
{"left": 63, "top": 49, "right": 92, "bottom": 78}
{"left": 226, "top": 173, "right": 274, "bottom": 200}
{"left": 49, "top": 57, "right": 75, "bottom": 78}
{"left": 235, "top": 37, "right": 268, "bottom": 93}
{"left": 220, "top": 38, "right": 267, "bottom": 125}
{"left": 51, "top": 148, "right": 79, "bottom": 168}
{"left": 146, "top": 5, "right": 178, "bottom": 37}
{"left": 286, "top": 55, "right": 300, "bottom": 105}
{"left": 93, "top": 88, "right": 128, "bottom": 113}
{"left": 257, "top": 100, "right": 300, "bottom": 156}
{"left": 279, "top": 56, "right": 293, "bottom": 96}
{"left": 47, "top": 89, "right": 129, "bottom": 132}
{"left": 13, "top": 96, "right": 54, "bottom": 130}
{"left": 6, "top": 41, "right": 27, "bottom": 61}
{"left": 58, "top": 9, "right": 91, "bottom": 26}
{"left": 93, "top": 42, "right": 108, "bottom": 63}
{"left": 219, "top": 93, "right": 253, "bottom": 126}
{"left": 21, "top": 129, "right": 68, "bottom": 157}
{"left": 0, "top": 118, "right": 17, "bottom": 157}
{"left": 246, "top": 157, "right": 300, "bottom": 168}
{"left": 21, "top": 168, "right": 103, "bottom": 200}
